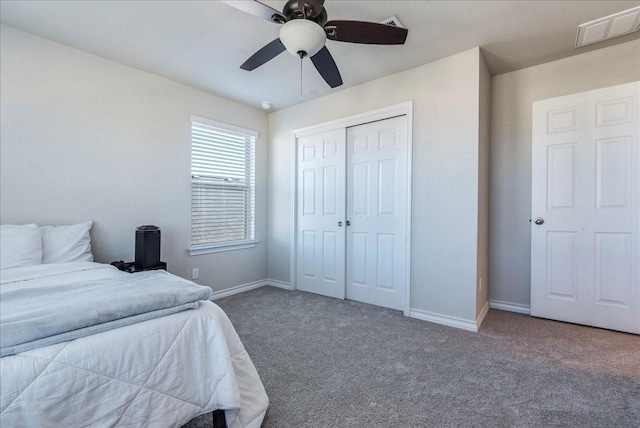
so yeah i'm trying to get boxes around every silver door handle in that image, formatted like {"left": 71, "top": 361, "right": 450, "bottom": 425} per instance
{"left": 346, "top": 221, "right": 351, "bottom": 226}
{"left": 534, "top": 217, "right": 544, "bottom": 225}
{"left": 338, "top": 221, "right": 343, "bottom": 227}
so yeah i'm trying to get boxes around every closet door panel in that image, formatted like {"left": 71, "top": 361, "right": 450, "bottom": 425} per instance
{"left": 346, "top": 116, "right": 408, "bottom": 310}
{"left": 296, "top": 129, "right": 346, "bottom": 299}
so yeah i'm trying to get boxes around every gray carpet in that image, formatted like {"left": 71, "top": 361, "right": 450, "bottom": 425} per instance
{"left": 184, "top": 287, "right": 640, "bottom": 427}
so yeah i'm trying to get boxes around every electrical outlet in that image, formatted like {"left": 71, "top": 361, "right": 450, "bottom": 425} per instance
{"left": 192, "top": 268, "right": 199, "bottom": 280}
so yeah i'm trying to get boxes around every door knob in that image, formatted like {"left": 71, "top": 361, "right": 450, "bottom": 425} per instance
{"left": 338, "top": 221, "right": 343, "bottom": 227}
{"left": 534, "top": 217, "right": 544, "bottom": 225}
{"left": 346, "top": 221, "right": 351, "bottom": 226}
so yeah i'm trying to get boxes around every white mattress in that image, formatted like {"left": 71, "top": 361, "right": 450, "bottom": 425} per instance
{"left": 0, "top": 263, "right": 268, "bottom": 427}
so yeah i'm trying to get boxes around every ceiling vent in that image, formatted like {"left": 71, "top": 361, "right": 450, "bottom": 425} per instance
{"left": 381, "top": 16, "right": 404, "bottom": 28}
{"left": 576, "top": 6, "right": 640, "bottom": 48}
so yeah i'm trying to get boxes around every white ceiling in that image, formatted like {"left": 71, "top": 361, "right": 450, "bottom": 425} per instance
{"left": 1, "top": 0, "right": 639, "bottom": 111}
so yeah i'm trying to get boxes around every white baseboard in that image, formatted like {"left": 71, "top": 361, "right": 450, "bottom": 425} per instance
{"left": 409, "top": 308, "right": 480, "bottom": 332}
{"left": 489, "top": 299, "right": 531, "bottom": 315}
{"left": 210, "top": 279, "right": 268, "bottom": 300}
{"left": 210, "top": 280, "right": 498, "bottom": 333}
{"left": 476, "top": 301, "right": 490, "bottom": 329}
{"left": 209, "top": 278, "right": 293, "bottom": 300}
{"left": 265, "top": 279, "right": 292, "bottom": 290}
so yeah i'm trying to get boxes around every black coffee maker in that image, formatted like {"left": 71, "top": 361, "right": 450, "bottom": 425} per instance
{"left": 135, "top": 225, "right": 161, "bottom": 269}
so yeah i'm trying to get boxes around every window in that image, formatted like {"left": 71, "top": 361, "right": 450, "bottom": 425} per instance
{"left": 189, "top": 116, "right": 257, "bottom": 255}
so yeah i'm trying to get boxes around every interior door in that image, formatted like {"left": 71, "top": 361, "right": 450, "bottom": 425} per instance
{"left": 346, "top": 116, "right": 409, "bottom": 311}
{"left": 296, "top": 128, "right": 346, "bottom": 299}
{"left": 531, "top": 81, "right": 639, "bottom": 334}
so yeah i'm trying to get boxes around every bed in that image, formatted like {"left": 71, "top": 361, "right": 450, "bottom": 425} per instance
{"left": 0, "top": 223, "right": 268, "bottom": 427}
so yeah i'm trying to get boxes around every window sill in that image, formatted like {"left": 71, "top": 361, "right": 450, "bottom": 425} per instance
{"left": 188, "top": 240, "right": 259, "bottom": 256}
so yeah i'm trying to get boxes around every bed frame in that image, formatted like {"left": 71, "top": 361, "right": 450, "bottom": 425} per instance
{"left": 212, "top": 410, "right": 227, "bottom": 428}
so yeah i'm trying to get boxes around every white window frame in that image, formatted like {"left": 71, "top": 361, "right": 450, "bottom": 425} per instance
{"left": 189, "top": 116, "right": 258, "bottom": 255}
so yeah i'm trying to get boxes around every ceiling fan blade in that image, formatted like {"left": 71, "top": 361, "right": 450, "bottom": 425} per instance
{"left": 240, "top": 38, "right": 286, "bottom": 71}
{"left": 324, "top": 20, "right": 408, "bottom": 45}
{"left": 310, "top": 46, "right": 343, "bottom": 88}
{"left": 221, "top": 0, "right": 287, "bottom": 24}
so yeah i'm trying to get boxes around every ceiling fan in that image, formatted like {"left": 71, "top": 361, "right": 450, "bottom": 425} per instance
{"left": 222, "top": 0, "right": 409, "bottom": 88}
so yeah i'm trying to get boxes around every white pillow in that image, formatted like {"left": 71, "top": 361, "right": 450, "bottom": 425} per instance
{"left": 0, "top": 224, "right": 43, "bottom": 269}
{"left": 40, "top": 221, "right": 94, "bottom": 264}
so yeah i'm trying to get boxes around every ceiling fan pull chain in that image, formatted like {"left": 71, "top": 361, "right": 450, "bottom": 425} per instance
{"left": 299, "top": 55, "right": 303, "bottom": 104}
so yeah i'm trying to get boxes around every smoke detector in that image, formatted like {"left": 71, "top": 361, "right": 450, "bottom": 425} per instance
{"left": 576, "top": 6, "right": 640, "bottom": 48}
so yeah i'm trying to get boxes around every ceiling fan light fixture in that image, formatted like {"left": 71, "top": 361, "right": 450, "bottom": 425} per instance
{"left": 225, "top": 0, "right": 408, "bottom": 90}
{"left": 279, "top": 19, "right": 327, "bottom": 57}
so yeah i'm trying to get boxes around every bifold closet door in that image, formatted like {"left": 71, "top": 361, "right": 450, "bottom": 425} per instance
{"left": 346, "top": 116, "right": 409, "bottom": 311}
{"left": 296, "top": 128, "right": 347, "bottom": 299}
{"left": 295, "top": 116, "right": 409, "bottom": 310}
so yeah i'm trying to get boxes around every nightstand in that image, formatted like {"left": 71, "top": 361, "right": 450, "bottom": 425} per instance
{"left": 111, "top": 261, "right": 167, "bottom": 273}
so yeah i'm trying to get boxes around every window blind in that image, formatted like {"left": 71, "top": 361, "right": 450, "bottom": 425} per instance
{"left": 191, "top": 117, "right": 256, "bottom": 248}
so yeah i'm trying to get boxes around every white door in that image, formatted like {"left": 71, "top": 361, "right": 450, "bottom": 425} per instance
{"left": 296, "top": 128, "right": 346, "bottom": 299}
{"left": 295, "top": 115, "right": 410, "bottom": 309}
{"left": 531, "top": 81, "right": 640, "bottom": 334}
{"left": 346, "top": 116, "right": 409, "bottom": 311}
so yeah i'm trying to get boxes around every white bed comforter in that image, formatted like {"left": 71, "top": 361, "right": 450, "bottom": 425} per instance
{"left": 0, "top": 263, "right": 268, "bottom": 427}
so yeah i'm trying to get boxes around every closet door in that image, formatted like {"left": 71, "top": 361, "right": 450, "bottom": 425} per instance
{"left": 296, "top": 129, "right": 346, "bottom": 299}
{"left": 346, "top": 116, "right": 409, "bottom": 311}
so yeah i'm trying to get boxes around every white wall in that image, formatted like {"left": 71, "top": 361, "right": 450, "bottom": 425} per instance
{"left": 489, "top": 39, "right": 640, "bottom": 307}
{"left": 268, "top": 48, "right": 488, "bottom": 323}
{"left": 0, "top": 25, "right": 269, "bottom": 292}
